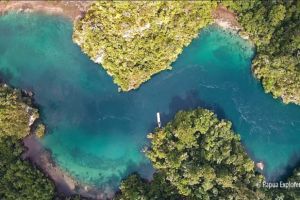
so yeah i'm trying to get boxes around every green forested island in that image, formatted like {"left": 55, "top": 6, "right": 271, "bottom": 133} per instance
{"left": 73, "top": 1, "right": 217, "bottom": 91}
{"left": 117, "top": 109, "right": 300, "bottom": 200}
{"left": 147, "top": 109, "right": 264, "bottom": 199}
{"left": 117, "top": 109, "right": 266, "bottom": 200}
{"left": 74, "top": 0, "right": 300, "bottom": 104}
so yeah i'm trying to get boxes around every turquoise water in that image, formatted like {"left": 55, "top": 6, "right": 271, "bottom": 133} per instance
{"left": 0, "top": 13, "right": 300, "bottom": 191}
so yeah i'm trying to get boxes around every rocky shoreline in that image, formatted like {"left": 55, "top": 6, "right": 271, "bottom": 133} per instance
{"left": 22, "top": 134, "right": 114, "bottom": 199}
{"left": 213, "top": 6, "right": 241, "bottom": 31}
{"left": 22, "top": 135, "right": 76, "bottom": 196}
{"left": 212, "top": 5, "right": 251, "bottom": 41}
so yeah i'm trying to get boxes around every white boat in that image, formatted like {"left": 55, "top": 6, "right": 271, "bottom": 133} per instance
{"left": 156, "top": 112, "right": 161, "bottom": 128}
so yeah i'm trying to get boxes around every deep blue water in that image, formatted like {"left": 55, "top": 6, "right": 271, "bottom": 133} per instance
{"left": 0, "top": 13, "right": 299, "bottom": 192}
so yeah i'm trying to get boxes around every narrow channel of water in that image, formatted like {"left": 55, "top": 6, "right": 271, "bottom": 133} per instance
{"left": 0, "top": 13, "right": 299, "bottom": 190}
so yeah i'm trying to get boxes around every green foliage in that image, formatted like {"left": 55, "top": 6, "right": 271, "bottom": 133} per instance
{"left": 0, "top": 84, "right": 55, "bottom": 199}
{"left": 116, "top": 173, "right": 182, "bottom": 200}
{"left": 73, "top": 1, "right": 217, "bottom": 91}
{"left": 224, "top": 0, "right": 300, "bottom": 105}
{"left": 0, "top": 137, "right": 55, "bottom": 200}
{"left": 146, "top": 108, "right": 265, "bottom": 199}
{"left": 0, "top": 84, "right": 39, "bottom": 139}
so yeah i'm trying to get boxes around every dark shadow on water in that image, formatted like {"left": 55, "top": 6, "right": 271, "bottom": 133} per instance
{"left": 244, "top": 148, "right": 300, "bottom": 182}
{"left": 150, "top": 90, "right": 226, "bottom": 131}
{"left": 268, "top": 152, "right": 300, "bottom": 182}
{"left": 147, "top": 89, "right": 227, "bottom": 140}
{"left": 0, "top": 75, "right": 6, "bottom": 84}
{"left": 0, "top": 69, "right": 13, "bottom": 84}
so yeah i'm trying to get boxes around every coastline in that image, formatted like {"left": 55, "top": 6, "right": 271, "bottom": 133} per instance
{"left": 22, "top": 135, "right": 114, "bottom": 199}
{"left": 0, "top": 1, "right": 93, "bottom": 21}
{"left": 213, "top": 5, "right": 252, "bottom": 41}
{"left": 0, "top": 1, "right": 298, "bottom": 199}
{"left": 22, "top": 135, "right": 76, "bottom": 195}
{"left": 0, "top": 3, "right": 248, "bottom": 199}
